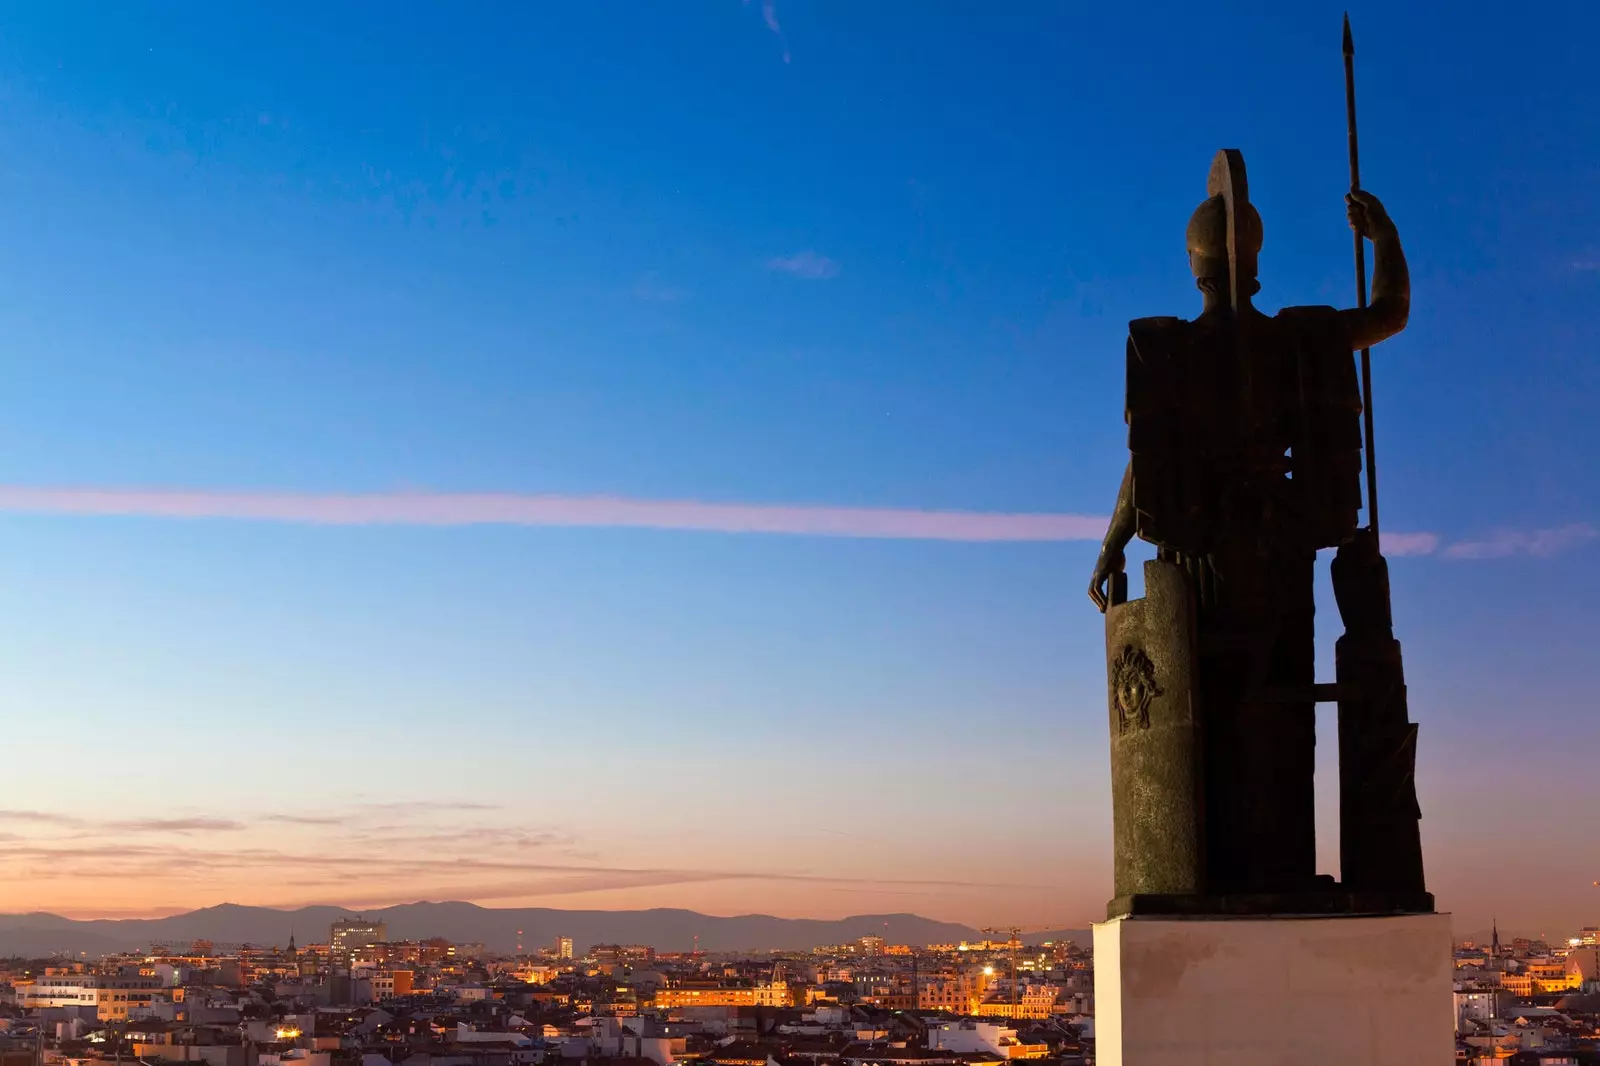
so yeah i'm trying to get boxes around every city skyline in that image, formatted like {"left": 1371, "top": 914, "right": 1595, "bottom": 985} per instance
{"left": 2, "top": 2, "right": 1598, "bottom": 936}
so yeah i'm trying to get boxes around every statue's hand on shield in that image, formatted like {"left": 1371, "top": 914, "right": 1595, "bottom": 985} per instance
{"left": 1088, "top": 546, "right": 1126, "bottom": 613}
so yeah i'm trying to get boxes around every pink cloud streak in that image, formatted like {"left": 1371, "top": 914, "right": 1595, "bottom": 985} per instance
{"left": 1443, "top": 523, "right": 1598, "bottom": 560}
{"left": 1379, "top": 531, "right": 1441, "bottom": 557}
{"left": 0, "top": 485, "right": 1482, "bottom": 556}
{"left": 0, "top": 486, "right": 1104, "bottom": 543}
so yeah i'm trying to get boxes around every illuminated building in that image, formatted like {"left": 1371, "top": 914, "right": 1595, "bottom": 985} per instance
{"left": 1500, "top": 971, "right": 1533, "bottom": 997}
{"left": 1525, "top": 961, "right": 1582, "bottom": 994}
{"left": 330, "top": 919, "right": 388, "bottom": 966}
{"left": 353, "top": 941, "right": 424, "bottom": 967}
{"left": 857, "top": 936, "right": 886, "bottom": 957}
{"left": 858, "top": 977, "right": 915, "bottom": 1010}
{"left": 15, "top": 975, "right": 167, "bottom": 1021}
{"left": 653, "top": 981, "right": 793, "bottom": 1008}
{"left": 972, "top": 984, "right": 1061, "bottom": 1020}
{"left": 555, "top": 936, "right": 574, "bottom": 960}
{"left": 589, "top": 944, "right": 653, "bottom": 966}
{"left": 371, "top": 970, "right": 414, "bottom": 999}
{"left": 514, "top": 964, "right": 561, "bottom": 985}
{"left": 918, "top": 969, "right": 993, "bottom": 1014}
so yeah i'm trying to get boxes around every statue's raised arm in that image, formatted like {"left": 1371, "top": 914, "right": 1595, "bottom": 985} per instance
{"left": 1339, "top": 189, "right": 1410, "bottom": 350}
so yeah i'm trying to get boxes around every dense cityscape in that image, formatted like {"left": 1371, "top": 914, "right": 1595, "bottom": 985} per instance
{"left": 0, "top": 917, "right": 1591, "bottom": 1066}
{"left": 2, "top": 1, "right": 1594, "bottom": 1063}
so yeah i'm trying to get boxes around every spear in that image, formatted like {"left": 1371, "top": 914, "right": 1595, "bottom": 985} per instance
{"left": 1344, "top": 12, "right": 1379, "bottom": 538}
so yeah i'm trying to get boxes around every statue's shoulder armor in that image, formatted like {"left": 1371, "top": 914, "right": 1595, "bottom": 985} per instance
{"left": 1273, "top": 304, "right": 1364, "bottom": 546}
{"left": 1271, "top": 304, "right": 1347, "bottom": 341}
{"left": 1125, "top": 318, "right": 1191, "bottom": 422}
{"left": 1128, "top": 316, "right": 1189, "bottom": 349}
{"left": 1129, "top": 315, "right": 1188, "bottom": 330}
{"left": 1123, "top": 316, "right": 1208, "bottom": 553}
{"left": 1274, "top": 304, "right": 1340, "bottom": 319}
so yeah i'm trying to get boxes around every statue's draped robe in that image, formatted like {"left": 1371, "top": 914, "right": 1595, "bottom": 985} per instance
{"left": 1126, "top": 305, "right": 1361, "bottom": 893}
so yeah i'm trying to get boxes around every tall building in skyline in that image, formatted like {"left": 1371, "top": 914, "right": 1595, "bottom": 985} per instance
{"left": 330, "top": 918, "right": 387, "bottom": 966}
{"left": 556, "top": 936, "right": 573, "bottom": 960}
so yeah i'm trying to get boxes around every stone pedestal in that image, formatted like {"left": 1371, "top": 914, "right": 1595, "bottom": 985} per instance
{"left": 1093, "top": 912, "right": 1453, "bottom": 1066}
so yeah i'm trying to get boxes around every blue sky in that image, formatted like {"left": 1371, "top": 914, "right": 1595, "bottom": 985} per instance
{"left": 0, "top": 1, "right": 1596, "bottom": 934}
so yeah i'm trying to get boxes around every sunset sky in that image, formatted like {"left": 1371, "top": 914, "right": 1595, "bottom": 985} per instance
{"left": 1, "top": 2, "right": 1597, "bottom": 937}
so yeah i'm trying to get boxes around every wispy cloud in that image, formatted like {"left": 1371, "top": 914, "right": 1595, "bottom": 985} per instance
{"left": 1, "top": 811, "right": 268, "bottom": 835}
{"left": 0, "top": 788, "right": 1053, "bottom": 915}
{"left": 353, "top": 801, "right": 500, "bottom": 815}
{"left": 745, "top": 0, "right": 790, "bottom": 63}
{"left": 0, "top": 810, "right": 85, "bottom": 827}
{"left": 6, "top": 483, "right": 1572, "bottom": 562}
{"left": 106, "top": 818, "right": 244, "bottom": 834}
{"left": 0, "top": 835, "right": 1035, "bottom": 913}
{"left": 766, "top": 250, "right": 838, "bottom": 279}
{"left": 0, "top": 486, "right": 1100, "bottom": 543}
{"left": 1382, "top": 531, "right": 1441, "bottom": 557}
{"left": 1443, "top": 523, "right": 1598, "bottom": 560}
{"left": 0, "top": 807, "right": 494, "bottom": 838}
{"left": 346, "top": 832, "right": 567, "bottom": 852}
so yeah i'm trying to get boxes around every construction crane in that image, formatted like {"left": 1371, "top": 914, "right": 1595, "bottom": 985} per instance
{"left": 980, "top": 925, "right": 1067, "bottom": 1012}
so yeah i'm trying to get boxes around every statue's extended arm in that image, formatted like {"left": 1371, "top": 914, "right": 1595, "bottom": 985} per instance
{"left": 1088, "top": 462, "right": 1136, "bottom": 613}
{"left": 1339, "top": 189, "right": 1410, "bottom": 350}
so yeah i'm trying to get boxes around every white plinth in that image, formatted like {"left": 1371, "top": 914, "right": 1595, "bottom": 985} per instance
{"left": 1093, "top": 912, "right": 1453, "bottom": 1066}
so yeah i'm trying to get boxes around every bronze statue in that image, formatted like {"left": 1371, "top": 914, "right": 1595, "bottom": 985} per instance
{"left": 1087, "top": 178, "right": 1407, "bottom": 612}
{"left": 1085, "top": 138, "right": 1431, "bottom": 916}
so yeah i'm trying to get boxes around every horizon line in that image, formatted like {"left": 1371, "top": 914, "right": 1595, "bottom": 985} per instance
{"left": 3, "top": 898, "right": 1067, "bottom": 927}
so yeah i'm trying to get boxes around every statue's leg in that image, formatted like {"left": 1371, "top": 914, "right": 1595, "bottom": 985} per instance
{"left": 1198, "top": 624, "right": 1250, "bottom": 892}
{"left": 1333, "top": 529, "right": 1427, "bottom": 900}
{"left": 1200, "top": 550, "right": 1318, "bottom": 894}
{"left": 1252, "top": 551, "right": 1319, "bottom": 888}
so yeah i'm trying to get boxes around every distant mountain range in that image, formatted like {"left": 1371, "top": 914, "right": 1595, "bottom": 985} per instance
{"left": 0, "top": 903, "right": 1089, "bottom": 958}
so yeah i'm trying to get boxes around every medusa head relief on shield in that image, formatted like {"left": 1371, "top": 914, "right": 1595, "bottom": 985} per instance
{"left": 1110, "top": 643, "right": 1162, "bottom": 734}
